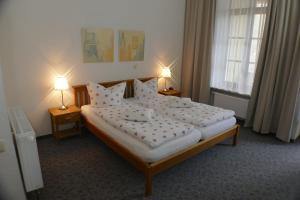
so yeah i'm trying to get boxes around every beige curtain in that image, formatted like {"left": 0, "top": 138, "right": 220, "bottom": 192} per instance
{"left": 245, "top": 0, "right": 300, "bottom": 142}
{"left": 181, "top": 0, "right": 215, "bottom": 103}
{"left": 291, "top": 88, "right": 300, "bottom": 140}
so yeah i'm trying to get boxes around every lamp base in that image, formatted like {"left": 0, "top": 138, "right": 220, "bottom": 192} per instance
{"left": 59, "top": 105, "right": 68, "bottom": 110}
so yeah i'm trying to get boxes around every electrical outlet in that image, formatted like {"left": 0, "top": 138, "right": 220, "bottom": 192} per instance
{"left": 0, "top": 139, "right": 5, "bottom": 153}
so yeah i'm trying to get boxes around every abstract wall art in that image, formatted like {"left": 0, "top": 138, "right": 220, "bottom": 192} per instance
{"left": 81, "top": 28, "right": 114, "bottom": 63}
{"left": 119, "top": 30, "right": 145, "bottom": 61}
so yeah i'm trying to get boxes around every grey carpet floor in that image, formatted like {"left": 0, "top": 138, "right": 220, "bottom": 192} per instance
{"left": 32, "top": 127, "right": 300, "bottom": 200}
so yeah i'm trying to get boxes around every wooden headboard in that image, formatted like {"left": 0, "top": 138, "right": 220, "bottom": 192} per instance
{"left": 72, "top": 77, "right": 155, "bottom": 107}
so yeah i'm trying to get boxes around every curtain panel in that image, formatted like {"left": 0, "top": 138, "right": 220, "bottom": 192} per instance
{"left": 245, "top": 0, "right": 300, "bottom": 142}
{"left": 181, "top": 0, "right": 216, "bottom": 103}
{"left": 291, "top": 88, "right": 300, "bottom": 140}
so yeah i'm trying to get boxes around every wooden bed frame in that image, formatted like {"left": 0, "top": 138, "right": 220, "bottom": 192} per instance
{"left": 73, "top": 77, "right": 240, "bottom": 196}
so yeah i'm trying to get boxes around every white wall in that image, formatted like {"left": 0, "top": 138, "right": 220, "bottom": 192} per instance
{"left": 0, "top": 3, "right": 26, "bottom": 199}
{"left": 0, "top": 0, "right": 186, "bottom": 136}
{"left": 0, "top": 63, "right": 26, "bottom": 200}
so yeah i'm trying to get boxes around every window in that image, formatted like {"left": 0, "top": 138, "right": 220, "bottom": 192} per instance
{"left": 211, "top": 0, "right": 268, "bottom": 95}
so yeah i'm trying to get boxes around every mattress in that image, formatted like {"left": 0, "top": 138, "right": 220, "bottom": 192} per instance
{"left": 198, "top": 117, "right": 236, "bottom": 139}
{"left": 81, "top": 105, "right": 202, "bottom": 162}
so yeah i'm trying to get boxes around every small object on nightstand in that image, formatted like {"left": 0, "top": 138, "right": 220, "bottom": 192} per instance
{"left": 48, "top": 105, "right": 81, "bottom": 140}
{"left": 158, "top": 89, "right": 181, "bottom": 97}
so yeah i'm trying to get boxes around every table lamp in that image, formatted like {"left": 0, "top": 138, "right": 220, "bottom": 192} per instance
{"left": 54, "top": 76, "right": 69, "bottom": 110}
{"left": 161, "top": 67, "right": 171, "bottom": 91}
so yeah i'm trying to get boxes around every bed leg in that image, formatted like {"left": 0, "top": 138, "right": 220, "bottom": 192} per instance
{"left": 233, "top": 125, "right": 240, "bottom": 146}
{"left": 145, "top": 171, "right": 152, "bottom": 196}
{"left": 233, "top": 133, "right": 238, "bottom": 146}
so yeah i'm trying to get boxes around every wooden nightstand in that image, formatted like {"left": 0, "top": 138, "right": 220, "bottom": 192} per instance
{"left": 48, "top": 105, "right": 81, "bottom": 140}
{"left": 158, "top": 90, "right": 181, "bottom": 97}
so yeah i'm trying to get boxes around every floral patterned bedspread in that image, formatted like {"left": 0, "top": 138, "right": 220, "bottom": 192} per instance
{"left": 132, "top": 96, "right": 235, "bottom": 127}
{"left": 93, "top": 103, "right": 194, "bottom": 149}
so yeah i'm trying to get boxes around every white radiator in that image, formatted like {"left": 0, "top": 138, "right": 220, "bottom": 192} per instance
{"left": 213, "top": 92, "right": 249, "bottom": 119}
{"left": 9, "top": 107, "right": 44, "bottom": 192}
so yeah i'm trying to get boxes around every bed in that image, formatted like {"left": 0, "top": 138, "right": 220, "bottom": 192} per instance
{"left": 73, "top": 77, "right": 240, "bottom": 196}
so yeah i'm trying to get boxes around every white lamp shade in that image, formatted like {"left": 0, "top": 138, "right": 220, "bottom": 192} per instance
{"left": 54, "top": 77, "right": 69, "bottom": 90}
{"left": 161, "top": 67, "right": 171, "bottom": 78}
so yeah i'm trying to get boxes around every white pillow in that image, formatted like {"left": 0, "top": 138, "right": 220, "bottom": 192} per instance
{"left": 87, "top": 81, "right": 126, "bottom": 107}
{"left": 134, "top": 78, "right": 158, "bottom": 100}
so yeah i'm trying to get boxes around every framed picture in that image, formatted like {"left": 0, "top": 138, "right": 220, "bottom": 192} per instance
{"left": 81, "top": 28, "right": 114, "bottom": 63}
{"left": 119, "top": 30, "right": 145, "bottom": 61}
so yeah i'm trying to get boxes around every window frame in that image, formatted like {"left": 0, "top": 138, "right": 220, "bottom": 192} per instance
{"left": 223, "top": 5, "right": 267, "bottom": 89}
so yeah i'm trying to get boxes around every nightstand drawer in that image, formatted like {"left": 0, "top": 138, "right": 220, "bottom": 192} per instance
{"left": 56, "top": 113, "right": 80, "bottom": 124}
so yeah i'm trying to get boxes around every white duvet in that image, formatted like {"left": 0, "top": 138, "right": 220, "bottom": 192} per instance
{"left": 131, "top": 96, "right": 235, "bottom": 128}
{"left": 93, "top": 103, "right": 194, "bottom": 149}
